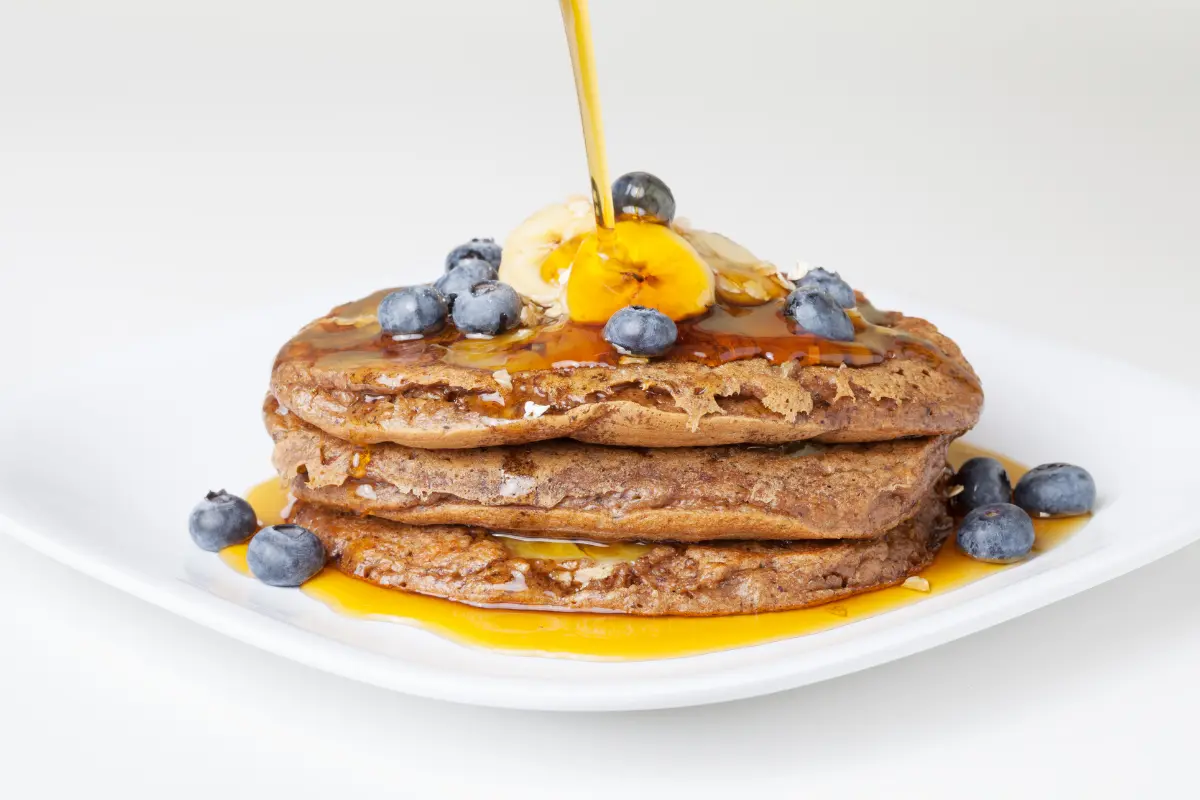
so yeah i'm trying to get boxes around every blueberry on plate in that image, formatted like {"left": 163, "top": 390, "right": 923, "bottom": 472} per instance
{"left": 188, "top": 490, "right": 258, "bottom": 552}
{"left": 434, "top": 258, "right": 498, "bottom": 305}
{"left": 603, "top": 306, "right": 678, "bottom": 357}
{"left": 783, "top": 286, "right": 855, "bottom": 341}
{"left": 950, "top": 456, "right": 1012, "bottom": 513}
{"left": 445, "top": 237, "right": 502, "bottom": 272}
{"left": 378, "top": 285, "right": 448, "bottom": 336}
{"left": 612, "top": 171, "right": 676, "bottom": 224}
{"left": 1014, "top": 463, "right": 1096, "bottom": 517}
{"left": 246, "top": 524, "right": 326, "bottom": 587}
{"left": 796, "top": 267, "right": 856, "bottom": 309}
{"left": 451, "top": 280, "right": 523, "bottom": 336}
{"left": 957, "top": 503, "right": 1036, "bottom": 563}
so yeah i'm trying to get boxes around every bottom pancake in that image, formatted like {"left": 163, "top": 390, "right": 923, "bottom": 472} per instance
{"left": 289, "top": 490, "right": 952, "bottom": 617}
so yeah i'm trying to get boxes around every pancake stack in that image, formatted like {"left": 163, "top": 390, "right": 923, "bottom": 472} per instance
{"left": 265, "top": 281, "right": 982, "bottom": 616}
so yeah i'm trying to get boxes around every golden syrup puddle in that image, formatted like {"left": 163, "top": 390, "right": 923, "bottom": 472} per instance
{"left": 221, "top": 441, "right": 1089, "bottom": 660}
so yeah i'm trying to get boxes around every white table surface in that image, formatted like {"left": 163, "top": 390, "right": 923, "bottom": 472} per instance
{"left": 2, "top": 1, "right": 1197, "bottom": 796}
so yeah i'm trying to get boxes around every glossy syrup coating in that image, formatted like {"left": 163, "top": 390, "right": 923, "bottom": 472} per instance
{"left": 270, "top": 284, "right": 982, "bottom": 449}
{"left": 277, "top": 288, "right": 940, "bottom": 374}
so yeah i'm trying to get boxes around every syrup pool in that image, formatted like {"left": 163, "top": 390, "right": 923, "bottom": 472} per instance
{"left": 220, "top": 441, "right": 1089, "bottom": 660}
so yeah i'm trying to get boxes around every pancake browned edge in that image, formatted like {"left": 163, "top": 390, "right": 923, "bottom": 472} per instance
{"left": 289, "top": 487, "right": 952, "bottom": 617}
{"left": 267, "top": 395, "right": 952, "bottom": 542}
{"left": 270, "top": 291, "right": 982, "bottom": 449}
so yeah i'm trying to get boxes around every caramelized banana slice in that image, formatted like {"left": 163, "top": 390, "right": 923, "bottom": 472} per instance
{"left": 565, "top": 221, "right": 715, "bottom": 323}
{"left": 501, "top": 198, "right": 786, "bottom": 320}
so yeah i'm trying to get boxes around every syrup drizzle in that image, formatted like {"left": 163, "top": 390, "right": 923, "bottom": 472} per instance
{"left": 223, "top": 442, "right": 1090, "bottom": 661}
{"left": 558, "top": 0, "right": 615, "bottom": 230}
{"left": 276, "top": 289, "right": 949, "bottom": 376}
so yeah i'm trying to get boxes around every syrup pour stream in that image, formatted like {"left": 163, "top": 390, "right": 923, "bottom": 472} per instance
{"left": 559, "top": 0, "right": 615, "bottom": 231}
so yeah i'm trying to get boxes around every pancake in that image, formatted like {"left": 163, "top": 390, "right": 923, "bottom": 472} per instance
{"left": 270, "top": 289, "right": 982, "bottom": 449}
{"left": 267, "top": 395, "right": 952, "bottom": 541}
{"left": 289, "top": 487, "right": 952, "bottom": 616}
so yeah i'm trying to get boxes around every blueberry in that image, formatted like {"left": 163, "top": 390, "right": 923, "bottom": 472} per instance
{"left": 951, "top": 457, "right": 1012, "bottom": 513}
{"left": 612, "top": 172, "right": 676, "bottom": 224}
{"left": 957, "top": 503, "right": 1036, "bottom": 563}
{"left": 797, "top": 267, "right": 856, "bottom": 309}
{"left": 433, "top": 258, "right": 497, "bottom": 305}
{"left": 246, "top": 524, "right": 326, "bottom": 587}
{"left": 783, "top": 286, "right": 855, "bottom": 341}
{"left": 1014, "top": 463, "right": 1096, "bottom": 517}
{"left": 451, "top": 280, "right": 523, "bottom": 336}
{"left": 188, "top": 490, "right": 257, "bottom": 552}
{"left": 603, "top": 306, "right": 678, "bottom": 357}
{"left": 378, "top": 286, "right": 448, "bottom": 335}
{"left": 445, "top": 238, "right": 502, "bottom": 272}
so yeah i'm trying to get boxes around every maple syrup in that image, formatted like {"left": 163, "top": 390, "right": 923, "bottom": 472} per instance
{"left": 558, "top": 0, "right": 615, "bottom": 230}
{"left": 275, "top": 289, "right": 952, "bottom": 380}
{"left": 223, "top": 441, "right": 1089, "bottom": 660}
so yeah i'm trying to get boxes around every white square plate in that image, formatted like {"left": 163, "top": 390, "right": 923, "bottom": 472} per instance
{"left": 1, "top": 295, "right": 1196, "bottom": 711}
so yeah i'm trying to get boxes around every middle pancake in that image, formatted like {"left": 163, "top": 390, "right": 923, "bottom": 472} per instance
{"left": 267, "top": 396, "right": 951, "bottom": 542}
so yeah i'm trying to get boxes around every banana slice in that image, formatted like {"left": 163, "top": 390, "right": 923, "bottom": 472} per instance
{"left": 499, "top": 196, "right": 595, "bottom": 315}
{"left": 672, "top": 220, "right": 792, "bottom": 306}
{"left": 500, "top": 198, "right": 790, "bottom": 318}
{"left": 565, "top": 221, "right": 715, "bottom": 323}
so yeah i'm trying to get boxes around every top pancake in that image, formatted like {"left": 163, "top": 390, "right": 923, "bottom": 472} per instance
{"left": 271, "top": 289, "right": 982, "bottom": 449}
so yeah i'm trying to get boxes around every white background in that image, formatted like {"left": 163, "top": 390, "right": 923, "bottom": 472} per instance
{"left": 2, "top": 1, "right": 1198, "bottom": 796}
